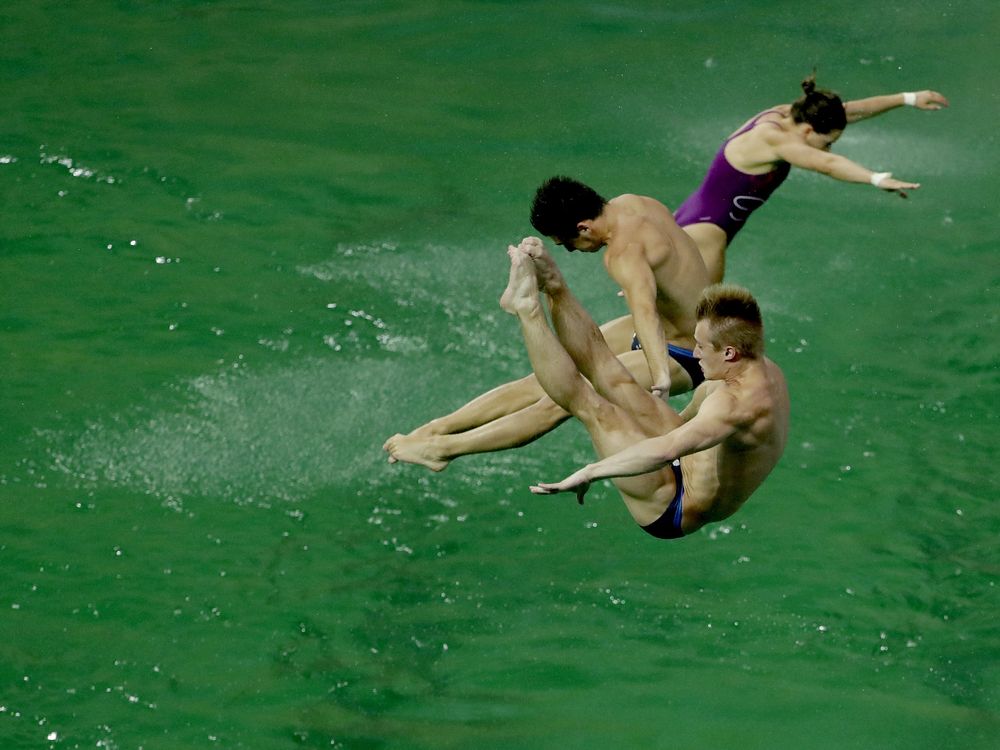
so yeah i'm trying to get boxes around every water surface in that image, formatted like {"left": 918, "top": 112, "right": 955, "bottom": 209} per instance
{"left": 2, "top": 2, "right": 997, "bottom": 748}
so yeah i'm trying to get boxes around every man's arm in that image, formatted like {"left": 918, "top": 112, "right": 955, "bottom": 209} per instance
{"left": 679, "top": 382, "right": 709, "bottom": 422}
{"left": 606, "top": 246, "right": 673, "bottom": 397}
{"left": 530, "top": 388, "right": 739, "bottom": 498}
{"left": 845, "top": 90, "right": 948, "bottom": 123}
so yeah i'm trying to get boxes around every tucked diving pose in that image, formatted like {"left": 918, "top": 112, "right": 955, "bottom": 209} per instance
{"left": 383, "top": 177, "right": 709, "bottom": 471}
{"left": 676, "top": 74, "right": 949, "bottom": 282}
{"left": 501, "top": 238, "right": 788, "bottom": 538}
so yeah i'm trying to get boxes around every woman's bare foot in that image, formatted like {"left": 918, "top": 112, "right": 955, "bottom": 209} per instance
{"left": 382, "top": 433, "right": 450, "bottom": 472}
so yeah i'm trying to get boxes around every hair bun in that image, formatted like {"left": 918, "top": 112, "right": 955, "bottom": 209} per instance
{"left": 801, "top": 74, "right": 817, "bottom": 96}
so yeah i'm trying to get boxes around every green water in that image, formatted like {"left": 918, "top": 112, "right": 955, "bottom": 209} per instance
{"left": 2, "top": 1, "right": 997, "bottom": 748}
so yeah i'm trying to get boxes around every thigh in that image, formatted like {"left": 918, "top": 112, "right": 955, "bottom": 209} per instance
{"left": 598, "top": 315, "right": 635, "bottom": 354}
{"left": 681, "top": 222, "right": 728, "bottom": 284}
{"left": 603, "top": 349, "right": 685, "bottom": 432}
{"left": 583, "top": 396, "right": 657, "bottom": 461}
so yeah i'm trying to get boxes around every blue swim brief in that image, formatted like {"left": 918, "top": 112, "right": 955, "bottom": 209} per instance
{"left": 641, "top": 459, "right": 685, "bottom": 539}
{"left": 630, "top": 334, "right": 705, "bottom": 388}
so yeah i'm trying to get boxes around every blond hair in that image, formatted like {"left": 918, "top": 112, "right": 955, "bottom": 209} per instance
{"left": 696, "top": 284, "right": 764, "bottom": 358}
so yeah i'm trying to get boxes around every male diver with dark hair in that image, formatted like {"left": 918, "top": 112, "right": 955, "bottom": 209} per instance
{"left": 384, "top": 177, "right": 709, "bottom": 471}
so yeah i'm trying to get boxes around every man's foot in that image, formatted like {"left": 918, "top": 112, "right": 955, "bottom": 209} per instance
{"left": 382, "top": 433, "right": 450, "bottom": 472}
{"left": 500, "top": 245, "right": 540, "bottom": 315}
{"left": 519, "top": 238, "right": 565, "bottom": 293}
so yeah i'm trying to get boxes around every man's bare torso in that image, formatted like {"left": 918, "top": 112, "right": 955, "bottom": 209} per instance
{"left": 602, "top": 194, "right": 708, "bottom": 346}
{"left": 681, "top": 357, "right": 789, "bottom": 523}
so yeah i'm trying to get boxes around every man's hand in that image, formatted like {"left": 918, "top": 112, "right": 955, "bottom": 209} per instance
{"left": 650, "top": 376, "right": 672, "bottom": 400}
{"left": 530, "top": 467, "right": 593, "bottom": 505}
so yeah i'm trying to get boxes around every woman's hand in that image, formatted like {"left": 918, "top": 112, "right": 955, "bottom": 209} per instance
{"left": 913, "top": 90, "right": 949, "bottom": 110}
{"left": 872, "top": 171, "right": 920, "bottom": 199}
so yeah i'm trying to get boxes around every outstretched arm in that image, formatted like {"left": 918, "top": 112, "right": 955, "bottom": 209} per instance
{"left": 606, "top": 246, "right": 673, "bottom": 398}
{"left": 845, "top": 90, "right": 949, "bottom": 123}
{"left": 773, "top": 138, "right": 920, "bottom": 197}
{"left": 530, "top": 389, "right": 739, "bottom": 498}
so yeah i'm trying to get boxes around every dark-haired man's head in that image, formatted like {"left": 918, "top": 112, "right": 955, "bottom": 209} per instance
{"left": 529, "top": 177, "right": 608, "bottom": 251}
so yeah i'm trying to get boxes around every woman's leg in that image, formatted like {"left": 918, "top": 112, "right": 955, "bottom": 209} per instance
{"left": 681, "top": 222, "right": 729, "bottom": 284}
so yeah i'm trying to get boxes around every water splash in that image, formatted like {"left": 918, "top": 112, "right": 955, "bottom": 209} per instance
{"left": 44, "top": 357, "right": 414, "bottom": 509}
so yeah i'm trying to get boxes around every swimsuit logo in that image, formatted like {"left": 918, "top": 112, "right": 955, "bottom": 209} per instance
{"left": 729, "top": 195, "right": 765, "bottom": 223}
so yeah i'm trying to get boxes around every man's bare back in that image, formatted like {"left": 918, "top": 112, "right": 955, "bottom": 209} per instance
{"left": 549, "top": 189, "right": 708, "bottom": 397}
{"left": 601, "top": 194, "right": 706, "bottom": 347}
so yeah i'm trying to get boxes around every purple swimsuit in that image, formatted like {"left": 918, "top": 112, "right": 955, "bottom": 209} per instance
{"left": 673, "top": 110, "right": 791, "bottom": 242}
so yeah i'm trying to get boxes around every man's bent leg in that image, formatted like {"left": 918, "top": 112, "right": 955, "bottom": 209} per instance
{"left": 500, "top": 246, "right": 603, "bottom": 421}
{"left": 383, "top": 255, "right": 649, "bottom": 468}
{"left": 383, "top": 397, "right": 571, "bottom": 471}
{"left": 397, "top": 315, "right": 633, "bottom": 440}
{"left": 507, "top": 246, "right": 679, "bottom": 527}
{"left": 526, "top": 244, "right": 683, "bottom": 431}
{"left": 405, "top": 374, "right": 546, "bottom": 438}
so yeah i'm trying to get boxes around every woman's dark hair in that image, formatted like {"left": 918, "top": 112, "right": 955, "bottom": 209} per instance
{"left": 790, "top": 73, "right": 846, "bottom": 134}
{"left": 529, "top": 176, "right": 607, "bottom": 244}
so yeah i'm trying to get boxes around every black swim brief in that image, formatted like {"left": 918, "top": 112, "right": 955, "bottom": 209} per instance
{"left": 640, "top": 459, "right": 685, "bottom": 539}
{"left": 630, "top": 335, "right": 705, "bottom": 388}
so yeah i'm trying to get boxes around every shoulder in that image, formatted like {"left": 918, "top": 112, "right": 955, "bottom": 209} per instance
{"left": 757, "top": 119, "right": 796, "bottom": 146}
{"left": 736, "top": 361, "right": 787, "bottom": 420}
{"left": 607, "top": 204, "right": 651, "bottom": 252}
{"left": 700, "top": 383, "right": 741, "bottom": 419}
{"left": 609, "top": 193, "right": 642, "bottom": 208}
{"left": 763, "top": 358, "right": 788, "bottom": 393}
{"left": 764, "top": 359, "right": 790, "bottom": 413}
{"left": 611, "top": 193, "right": 668, "bottom": 215}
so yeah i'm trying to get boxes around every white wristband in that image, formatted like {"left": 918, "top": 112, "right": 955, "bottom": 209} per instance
{"left": 870, "top": 172, "right": 891, "bottom": 187}
{"left": 902, "top": 91, "right": 917, "bottom": 106}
